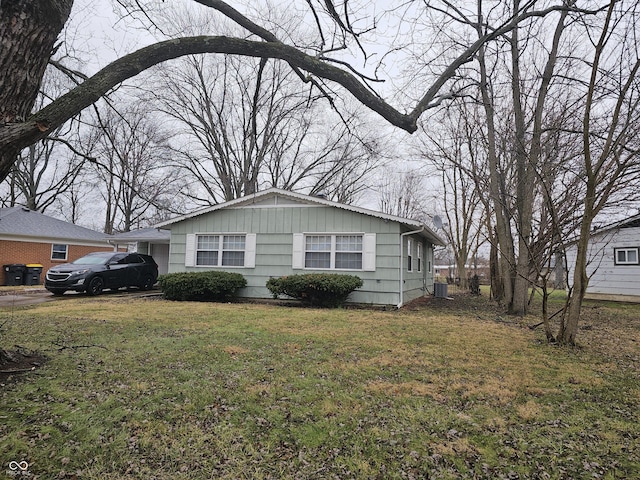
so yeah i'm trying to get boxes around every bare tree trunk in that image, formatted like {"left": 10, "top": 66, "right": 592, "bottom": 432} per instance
{"left": 540, "top": 285, "right": 557, "bottom": 343}
{"left": 489, "top": 230, "right": 503, "bottom": 301}
{"left": 561, "top": 226, "right": 590, "bottom": 345}
{"left": 560, "top": 190, "right": 596, "bottom": 345}
{"left": 509, "top": 0, "right": 534, "bottom": 316}
{"left": 511, "top": 0, "right": 569, "bottom": 315}
{"left": 0, "top": 0, "right": 73, "bottom": 179}
{"left": 476, "top": 7, "right": 515, "bottom": 307}
{"left": 560, "top": 1, "right": 640, "bottom": 345}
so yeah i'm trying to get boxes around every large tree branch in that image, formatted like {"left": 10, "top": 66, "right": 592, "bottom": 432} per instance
{"left": 0, "top": 35, "right": 416, "bottom": 162}
{"left": 0, "top": 2, "right": 580, "bottom": 181}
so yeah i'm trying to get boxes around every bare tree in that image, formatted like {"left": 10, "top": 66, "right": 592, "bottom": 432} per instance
{"left": 0, "top": 0, "right": 576, "bottom": 182}
{"left": 0, "top": 66, "right": 90, "bottom": 213}
{"left": 377, "top": 168, "right": 431, "bottom": 221}
{"left": 559, "top": 1, "right": 640, "bottom": 345}
{"left": 421, "top": 107, "right": 485, "bottom": 290}
{"left": 48, "top": 168, "right": 94, "bottom": 225}
{"left": 3, "top": 139, "right": 84, "bottom": 212}
{"left": 440, "top": 0, "right": 580, "bottom": 314}
{"left": 301, "top": 125, "right": 380, "bottom": 204}
{"left": 152, "top": 51, "right": 378, "bottom": 205}
{"left": 428, "top": 1, "right": 639, "bottom": 344}
{"left": 88, "top": 103, "right": 181, "bottom": 233}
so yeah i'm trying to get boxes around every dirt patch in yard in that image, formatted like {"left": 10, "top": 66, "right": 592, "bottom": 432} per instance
{"left": 0, "top": 346, "right": 48, "bottom": 383}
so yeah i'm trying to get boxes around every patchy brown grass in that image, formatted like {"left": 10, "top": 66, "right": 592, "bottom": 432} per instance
{"left": 0, "top": 292, "right": 638, "bottom": 479}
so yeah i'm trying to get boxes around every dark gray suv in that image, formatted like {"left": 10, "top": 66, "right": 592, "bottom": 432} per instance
{"left": 45, "top": 252, "right": 158, "bottom": 296}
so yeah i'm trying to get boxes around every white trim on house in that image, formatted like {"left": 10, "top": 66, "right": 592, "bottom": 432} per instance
{"left": 292, "top": 233, "right": 304, "bottom": 269}
{"left": 185, "top": 234, "right": 196, "bottom": 267}
{"left": 613, "top": 247, "right": 639, "bottom": 265}
{"left": 51, "top": 243, "right": 68, "bottom": 261}
{"left": 155, "top": 188, "right": 444, "bottom": 247}
{"left": 245, "top": 234, "right": 257, "bottom": 268}
{"left": 363, "top": 233, "right": 376, "bottom": 272}
{"left": 291, "top": 232, "right": 376, "bottom": 272}
{"left": 1, "top": 235, "right": 113, "bottom": 248}
{"left": 185, "top": 233, "right": 256, "bottom": 269}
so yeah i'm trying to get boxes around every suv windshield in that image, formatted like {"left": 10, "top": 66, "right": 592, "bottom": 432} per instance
{"left": 71, "top": 253, "right": 114, "bottom": 265}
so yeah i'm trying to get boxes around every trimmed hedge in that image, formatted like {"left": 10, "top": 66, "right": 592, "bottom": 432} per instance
{"left": 158, "top": 271, "right": 247, "bottom": 302}
{"left": 266, "top": 273, "right": 363, "bottom": 308}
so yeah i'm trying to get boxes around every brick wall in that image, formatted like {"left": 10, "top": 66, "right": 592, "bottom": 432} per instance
{"left": 1, "top": 240, "right": 119, "bottom": 285}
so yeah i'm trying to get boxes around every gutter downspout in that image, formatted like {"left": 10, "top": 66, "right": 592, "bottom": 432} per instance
{"left": 106, "top": 240, "right": 118, "bottom": 252}
{"left": 398, "top": 227, "right": 425, "bottom": 309}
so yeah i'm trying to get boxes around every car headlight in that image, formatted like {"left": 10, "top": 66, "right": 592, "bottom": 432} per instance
{"left": 71, "top": 269, "right": 90, "bottom": 276}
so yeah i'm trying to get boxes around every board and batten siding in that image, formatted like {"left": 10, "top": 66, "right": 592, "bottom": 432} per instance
{"left": 566, "top": 226, "right": 640, "bottom": 298}
{"left": 167, "top": 204, "right": 435, "bottom": 305}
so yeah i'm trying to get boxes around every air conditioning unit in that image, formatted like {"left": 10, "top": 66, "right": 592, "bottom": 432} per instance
{"left": 434, "top": 282, "right": 448, "bottom": 298}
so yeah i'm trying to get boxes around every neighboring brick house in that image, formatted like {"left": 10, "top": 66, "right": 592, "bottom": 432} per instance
{"left": 0, "top": 207, "right": 116, "bottom": 285}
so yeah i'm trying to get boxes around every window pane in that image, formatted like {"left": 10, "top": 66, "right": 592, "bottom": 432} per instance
{"left": 336, "top": 235, "right": 362, "bottom": 252}
{"left": 223, "top": 235, "right": 245, "bottom": 250}
{"left": 197, "top": 235, "right": 218, "bottom": 250}
{"left": 197, "top": 251, "right": 218, "bottom": 266}
{"left": 305, "top": 252, "right": 331, "bottom": 268}
{"left": 335, "top": 252, "right": 362, "bottom": 269}
{"left": 628, "top": 250, "right": 638, "bottom": 263}
{"left": 222, "top": 251, "right": 245, "bottom": 266}
{"left": 52, "top": 244, "right": 67, "bottom": 260}
{"left": 306, "top": 235, "right": 331, "bottom": 251}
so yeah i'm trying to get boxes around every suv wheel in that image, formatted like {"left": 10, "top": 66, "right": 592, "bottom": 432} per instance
{"left": 140, "top": 275, "right": 154, "bottom": 291}
{"left": 86, "top": 276, "right": 104, "bottom": 296}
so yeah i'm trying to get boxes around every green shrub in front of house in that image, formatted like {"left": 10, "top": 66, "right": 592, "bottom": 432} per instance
{"left": 266, "top": 273, "right": 363, "bottom": 307}
{"left": 158, "top": 271, "right": 247, "bottom": 302}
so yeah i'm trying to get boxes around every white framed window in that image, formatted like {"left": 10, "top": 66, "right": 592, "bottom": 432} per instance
{"left": 185, "top": 233, "right": 256, "bottom": 268}
{"left": 293, "top": 233, "right": 376, "bottom": 271}
{"left": 305, "top": 235, "right": 333, "bottom": 268}
{"left": 305, "top": 234, "right": 363, "bottom": 269}
{"left": 417, "top": 242, "right": 423, "bottom": 272}
{"left": 51, "top": 244, "right": 68, "bottom": 261}
{"left": 614, "top": 247, "right": 639, "bottom": 265}
{"left": 407, "top": 239, "right": 413, "bottom": 272}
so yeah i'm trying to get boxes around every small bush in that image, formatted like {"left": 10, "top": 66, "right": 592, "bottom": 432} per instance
{"left": 266, "top": 273, "right": 363, "bottom": 308}
{"left": 158, "top": 271, "right": 247, "bottom": 302}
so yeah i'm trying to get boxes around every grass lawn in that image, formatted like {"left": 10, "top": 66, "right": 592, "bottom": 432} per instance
{"left": 1, "top": 293, "right": 638, "bottom": 479}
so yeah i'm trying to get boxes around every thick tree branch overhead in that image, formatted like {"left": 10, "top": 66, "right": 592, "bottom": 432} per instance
{"left": 0, "top": 0, "right": 575, "bottom": 181}
{"left": 1, "top": 36, "right": 414, "bottom": 153}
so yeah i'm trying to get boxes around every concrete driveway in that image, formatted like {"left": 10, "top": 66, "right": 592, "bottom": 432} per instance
{"left": 0, "top": 288, "right": 55, "bottom": 307}
{"left": 0, "top": 287, "right": 161, "bottom": 307}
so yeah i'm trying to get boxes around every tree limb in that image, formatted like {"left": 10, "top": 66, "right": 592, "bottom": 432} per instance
{"left": 0, "top": 35, "right": 417, "bottom": 160}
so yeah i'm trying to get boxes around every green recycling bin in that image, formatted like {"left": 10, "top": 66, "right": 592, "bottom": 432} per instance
{"left": 25, "top": 264, "right": 44, "bottom": 286}
{"left": 3, "top": 264, "right": 26, "bottom": 286}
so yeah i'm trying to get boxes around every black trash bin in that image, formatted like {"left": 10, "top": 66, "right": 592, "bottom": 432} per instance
{"left": 25, "top": 264, "right": 44, "bottom": 286}
{"left": 3, "top": 264, "right": 26, "bottom": 286}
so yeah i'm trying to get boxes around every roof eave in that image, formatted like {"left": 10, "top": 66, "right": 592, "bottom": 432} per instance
{"left": 154, "top": 188, "right": 447, "bottom": 245}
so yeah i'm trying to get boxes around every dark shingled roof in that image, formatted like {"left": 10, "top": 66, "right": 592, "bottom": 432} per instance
{"left": 0, "top": 207, "right": 109, "bottom": 243}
